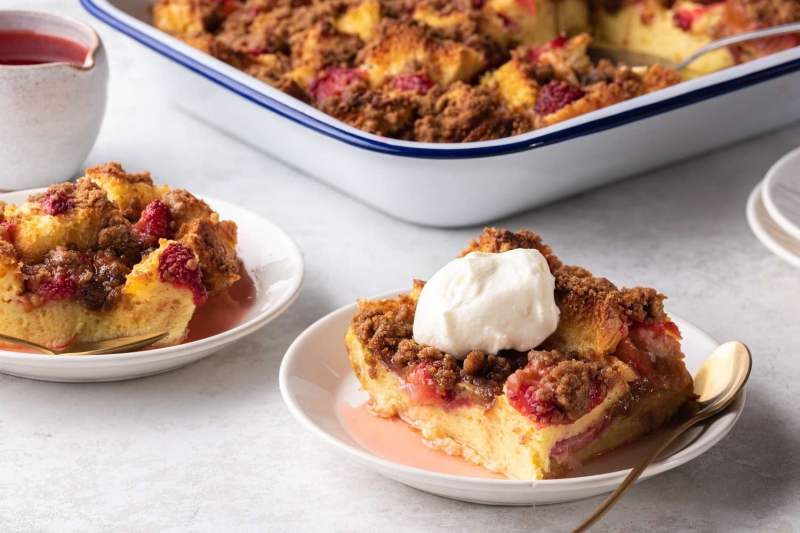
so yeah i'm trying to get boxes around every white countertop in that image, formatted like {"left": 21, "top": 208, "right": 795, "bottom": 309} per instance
{"left": 4, "top": 2, "right": 800, "bottom": 531}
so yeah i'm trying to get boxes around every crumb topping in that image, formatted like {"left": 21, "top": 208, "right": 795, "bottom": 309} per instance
{"left": 22, "top": 246, "right": 131, "bottom": 311}
{"left": 28, "top": 179, "right": 116, "bottom": 217}
{"left": 730, "top": 0, "right": 800, "bottom": 27}
{"left": 351, "top": 227, "right": 687, "bottom": 412}
{"left": 506, "top": 350, "right": 618, "bottom": 425}
{"left": 460, "top": 227, "right": 563, "bottom": 272}
{"left": 178, "top": 218, "right": 240, "bottom": 292}
{"left": 352, "top": 293, "right": 530, "bottom": 401}
{"left": 161, "top": 189, "right": 215, "bottom": 231}
{"left": 5, "top": 165, "right": 239, "bottom": 311}
{"left": 151, "top": 1, "right": 689, "bottom": 143}
{"left": 85, "top": 162, "right": 155, "bottom": 186}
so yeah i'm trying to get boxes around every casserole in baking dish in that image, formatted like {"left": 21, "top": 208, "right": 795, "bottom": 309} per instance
{"left": 83, "top": 0, "right": 800, "bottom": 227}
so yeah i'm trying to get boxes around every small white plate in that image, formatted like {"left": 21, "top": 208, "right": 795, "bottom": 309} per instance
{"left": 747, "top": 180, "right": 800, "bottom": 269}
{"left": 280, "top": 290, "right": 745, "bottom": 505}
{"left": 0, "top": 190, "right": 304, "bottom": 382}
{"left": 762, "top": 145, "right": 800, "bottom": 242}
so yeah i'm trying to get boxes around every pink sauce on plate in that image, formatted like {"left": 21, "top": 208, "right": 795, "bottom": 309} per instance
{"left": 0, "top": 31, "right": 89, "bottom": 66}
{"left": 185, "top": 262, "right": 257, "bottom": 342}
{"left": 339, "top": 401, "right": 507, "bottom": 479}
{"left": 340, "top": 401, "right": 684, "bottom": 480}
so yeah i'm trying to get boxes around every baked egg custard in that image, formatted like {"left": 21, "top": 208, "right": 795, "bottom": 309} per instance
{"left": 0, "top": 163, "right": 239, "bottom": 350}
{"left": 152, "top": 0, "right": 798, "bottom": 142}
{"left": 346, "top": 228, "right": 694, "bottom": 479}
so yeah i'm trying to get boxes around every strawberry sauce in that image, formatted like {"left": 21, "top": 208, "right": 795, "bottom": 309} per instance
{"left": 185, "top": 262, "right": 257, "bottom": 342}
{"left": 339, "top": 401, "right": 507, "bottom": 479}
{"left": 0, "top": 31, "right": 89, "bottom": 66}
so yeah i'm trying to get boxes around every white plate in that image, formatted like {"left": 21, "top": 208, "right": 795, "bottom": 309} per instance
{"left": 761, "top": 145, "right": 800, "bottom": 241}
{"left": 0, "top": 189, "right": 304, "bottom": 382}
{"left": 747, "top": 181, "right": 800, "bottom": 269}
{"left": 280, "top": 290, "right": 745, "bottom": 505}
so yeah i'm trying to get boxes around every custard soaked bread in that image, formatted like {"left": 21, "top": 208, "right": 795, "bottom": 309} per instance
{"left": 152, "top": 0, "right": 797, "bottom": 142}
{"left": 0, "top": 163, "right": 239, "bottom": 349}
{"left": 346, "top": 229, "right": 694, "bottom": 479}
{"left": 151, "top": 0, "right": 685, "bottom": 142}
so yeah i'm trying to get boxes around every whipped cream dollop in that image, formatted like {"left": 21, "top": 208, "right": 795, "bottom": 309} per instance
{"left": 413, "top": 249, "right": 560, "bottom": 360}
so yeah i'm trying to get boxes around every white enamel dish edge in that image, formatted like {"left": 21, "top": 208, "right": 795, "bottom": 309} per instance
{"left": 0, "top": 189, "right": 304, "bottom": 383}
{"left": 761, "top": 145, "right": 800, "bottom": 242}
{"left": 747, "top": 180, "right": 800, "bottom": 269}
{"left": 83, "top": 0, "right": 800, "bottom": 228}
{"left": 279, "top": 290, "right": 745, "bottom": 505}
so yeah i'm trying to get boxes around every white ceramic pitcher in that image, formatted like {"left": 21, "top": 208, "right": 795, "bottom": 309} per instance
{"left": 0, "top": 11, "right": 108, "bottom": 189}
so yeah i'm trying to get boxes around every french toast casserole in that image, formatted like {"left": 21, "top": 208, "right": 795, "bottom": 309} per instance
{"left": 0, "top": 163, "right": 239, "bottom": 350}
{"left": 152, "top": 0, "right": 799, "bottom": 142}
{"left": 346, "top": 228, "right": 695, "bottom": 479}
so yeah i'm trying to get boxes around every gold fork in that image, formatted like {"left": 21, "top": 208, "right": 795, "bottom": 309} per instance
{"left": 0, "top": 332, "right": 169, "bottom": 356}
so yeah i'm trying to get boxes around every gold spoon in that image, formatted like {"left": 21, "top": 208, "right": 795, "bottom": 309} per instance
{"left": 572, "top": 341, "right": 752, "bottom": 533}
{"left": 0, "top": 332, "right": 169, "bottom": 356}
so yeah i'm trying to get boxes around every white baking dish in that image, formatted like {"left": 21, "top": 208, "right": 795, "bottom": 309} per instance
{"left": 82, "top": 0, "right": 800, "bottom": 227}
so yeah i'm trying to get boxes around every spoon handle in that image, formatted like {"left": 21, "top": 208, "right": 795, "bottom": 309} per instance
{"left": 572, "top": 403, "right": 735, "bottom": 533}
{"left": 0, "top": 333, "right": 55, "bottom": 355}
{"left": 676, "top": 21, "right": 800, "bottom": 71}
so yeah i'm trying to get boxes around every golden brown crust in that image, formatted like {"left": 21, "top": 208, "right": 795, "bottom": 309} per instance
{"left": 458, "top": 228, "right": 667, "bottom": 356}
{"left": 151, "top": 1, "right": 690, "bottom": 143}
{"left": 507, "top": 350, "right": 621, "bottom": 424}
{"left": 641, "top": 64, "right": 683, "bottom": 93}
{"left": 178, "top": 218, "right": 240, "bottom": 291}
{"left": 0, "top": 237, "right": 17, "bottom": 262}
{"left": 352, "top": 293, "right": 529, "bottom": 401}
{"left": 27, "top": 179, "right": 116, "bottom": 217}
{"left": 730, "top": 0, "right": 800, "bottom": 27}
{"left": 319, "top": 86, "right": 421, "bottom": 139}
{"left": 413, "top": 83, "right": 530, "bottom": 143}
{"left": 85, "top": 162, "right": 155, "bottom": 186}
{"left": 460, "top": 227, "right": 563, "bottom": 271}
{"left": 3, "top": 164, "right": 240, "bottom": 310}
{"left": 351, "top": 228, "right": 684, "bottom": 413}
{"left": 161, "top": 189, "right": 215, "bottom": 231}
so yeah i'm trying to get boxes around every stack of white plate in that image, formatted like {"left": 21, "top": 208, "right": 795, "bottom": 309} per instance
{"left": 747, "top": 146, "right": 800, "bottom": 269}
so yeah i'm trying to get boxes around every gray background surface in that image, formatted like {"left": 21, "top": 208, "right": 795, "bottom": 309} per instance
{"left": 3, "top": 2, "right": 800, "bottom": 531}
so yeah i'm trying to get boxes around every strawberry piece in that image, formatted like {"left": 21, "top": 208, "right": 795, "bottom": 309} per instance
{"left": 534, "top": 81, "right": 585, "bottom": 115}
{"left": 550, "top": 413, "right": 611, "bottom": 467}
{"left": 40, "top": 189, "right": 73, "bottom": 216}
{"left": 157, "top": 243, "right": 207, "bottom": 306}
{"left": 505, "top": 371, "right": 560, "bottom": 426}
{"left": 393, "top": 73, "right": 437, "bottom": 94}
{"left": 673, "top": 8, "right": 706, "bottom": 31}
{"left": 0, "top": 221, "right": 15, "bottom": 241}
{"left": 588, "top": 379, "right": 607, "bottom": 410}
{"left": 28, "top": 275, "right": 78, "bottom": 302}
{"left": 402, "top": 361, "right": 449, "bottom": 405}
{"left": 308, "top": 68, "right": 364, "bottom": 101}
{"left": 134, "top": 200, "right": 171, "bottom": 248}
{"left": 497, "top": 12, "right": 520, "bottom": 32}
{"left": 515, "top": 0, "right": 537, "bottom": 15}
{"left": 529, "top": 35, "right": 567, "bottom": 62}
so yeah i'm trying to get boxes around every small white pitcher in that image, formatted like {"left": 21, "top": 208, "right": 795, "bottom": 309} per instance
{"left": 0, "top": 11, "right": 108, "bottom": 189}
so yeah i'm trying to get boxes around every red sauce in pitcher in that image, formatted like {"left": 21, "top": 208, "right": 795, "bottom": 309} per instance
{"left": 0, "top": 30, "right": 89, "bottom": 66}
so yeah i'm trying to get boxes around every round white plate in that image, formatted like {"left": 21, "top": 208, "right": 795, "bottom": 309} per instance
{"left": 762, "top": 145, "right": 800, "bottom": 241}
{"left": 0, "top": 190, "right": 304, "bottom": 382}
{"left": 747, "top": 181, "right": 800, "bottom": 269}
{"left": 280, "top": 290, "right": 745, "bottom": 505}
